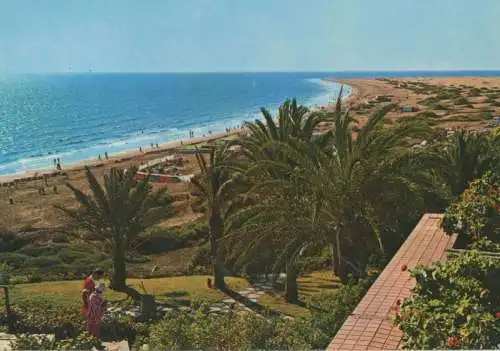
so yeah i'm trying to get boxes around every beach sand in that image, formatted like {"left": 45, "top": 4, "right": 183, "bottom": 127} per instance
{"left": 2, "top": 76, "right": 500, "bottom": 235}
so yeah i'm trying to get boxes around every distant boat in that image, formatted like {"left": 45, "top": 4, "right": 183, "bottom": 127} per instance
{"left": 68, "top": 64, "right": 72, "bottom": 73}
{"left": 88, "top": 68, "right": 93, "bottom": 73}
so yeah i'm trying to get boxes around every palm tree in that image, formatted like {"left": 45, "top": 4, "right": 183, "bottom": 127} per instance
{"left": 240, "top": 98, "right": 327, "bottom": 162}
{"left": 429, "top": 130, "right": 494, "bottom": 197}
{"left": 252, "top": 99, "right": 434, "bottom": 283}
{"left": 57, "top": 166, "right": 173, "bottom": 299}
{"left": 225, "top": 171, "right": 319, "bottom": 303}
{"left": 225, "top": 98, "right": 330, "bottom": 301}
{"left": 305, "top": 102, "right": 435, "bottom": 282}
{"left": 190, "top": 143, "right": 243, "bottom": 289}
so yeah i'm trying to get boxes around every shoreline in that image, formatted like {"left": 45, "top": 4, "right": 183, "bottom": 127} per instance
{"left": 0, "top": 129, "right": 242, "bottom": 184}
{"left": 0, "top": 80, "right": 350, "bottom": 183}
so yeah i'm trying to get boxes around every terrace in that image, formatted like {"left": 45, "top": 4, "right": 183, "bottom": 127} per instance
{"left": 327, "top": 214, "right": 457, "bottom": 350}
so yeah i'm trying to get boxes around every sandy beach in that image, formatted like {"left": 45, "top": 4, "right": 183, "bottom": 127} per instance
{"left": 1, "top": 75, "right": 499, "bottom": 235}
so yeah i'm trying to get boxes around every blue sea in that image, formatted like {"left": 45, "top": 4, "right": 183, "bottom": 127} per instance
{"left": 1, "top": 70, "right": 499, "bottom": 176}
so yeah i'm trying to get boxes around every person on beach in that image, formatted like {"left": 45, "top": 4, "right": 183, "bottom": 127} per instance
{"left": 87, "top": 283, "right": 107, "bottom": 338}
{"left": 81, "top": 268, "right": 105, "bottom": 317}
{"left": 104, "top": 152, "right": 108, "bottom": 160}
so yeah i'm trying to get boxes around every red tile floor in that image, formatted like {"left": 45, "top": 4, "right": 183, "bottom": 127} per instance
{"left": 327, "top": 214, "right": 457, "bottom": 350}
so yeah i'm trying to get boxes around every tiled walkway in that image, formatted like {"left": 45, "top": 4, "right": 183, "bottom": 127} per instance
{"left": 327, "top": 213, "right": 457, "bottom": 350}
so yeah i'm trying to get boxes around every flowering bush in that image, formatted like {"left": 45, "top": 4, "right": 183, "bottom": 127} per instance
{"left": 441, "top": 171, "right": 500, "bottom": 244}
{"left": 394, "top": 250, "right": 500, "bottom": 349}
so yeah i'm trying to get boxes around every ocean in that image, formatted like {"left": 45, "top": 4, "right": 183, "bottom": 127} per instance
{"left": 1, "top": 70, "right": 499, "bottom": 176}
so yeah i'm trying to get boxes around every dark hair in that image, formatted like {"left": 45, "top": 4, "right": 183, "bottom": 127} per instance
{"left": 93, "top": 268, "right": 104, "bottom": 276}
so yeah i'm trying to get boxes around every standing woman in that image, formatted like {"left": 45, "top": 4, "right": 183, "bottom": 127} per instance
{"left": 87, "top": 283, "right": 108, "bottom": 338}
{"left": 82, "top": 268, "right": 104, "bottom": 317}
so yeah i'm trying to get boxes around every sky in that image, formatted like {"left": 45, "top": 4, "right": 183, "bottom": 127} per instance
{"left": 0, "top": 0, "right": 499, "bottom": 73}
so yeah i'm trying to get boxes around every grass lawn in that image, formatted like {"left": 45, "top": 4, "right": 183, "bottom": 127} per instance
{"left": 2, "top": 271, "right": 338, "bottom": 317}
{"left": 257, "top": 271, "right": 341, "bottom": 317}
{"left": 5, "top": 275, "right": 251, "bottom": 310}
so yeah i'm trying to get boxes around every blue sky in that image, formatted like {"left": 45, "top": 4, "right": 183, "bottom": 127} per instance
{"left": 0, "top": 0, "right": 499, "bottom": 73}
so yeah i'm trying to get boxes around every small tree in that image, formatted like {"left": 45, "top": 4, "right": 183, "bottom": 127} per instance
{"left": 58, "top": 166, "right": 173, "bottom": 299}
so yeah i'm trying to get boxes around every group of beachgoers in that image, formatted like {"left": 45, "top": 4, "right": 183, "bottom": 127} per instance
{"left": 81, "top": 268, "right": 108, "bottom": 338}
{"left": 97, "top": 152, "right": 109, "bottom": 161}
{"left": 52, "top": 158, "right": 62, "bottom": 170}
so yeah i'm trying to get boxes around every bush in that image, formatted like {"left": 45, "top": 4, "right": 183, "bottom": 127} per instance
{"left": 416, "top": 111, "right": 439, "bottom": 119}
{"left": 0, "top": 253, "right": 30, "bottom": 269}
{"left": 57, "top": 248, "right": 88, "bottom": 264}
{"left": 10, "top": 334, "right": 56, "bottom": 350}
{"left": 305, "top": 276, "right": 374, "bottom": 348}
{"left": 185, "top": 243, "right": 211, "bottom": 274}
{"left": 9, "top": 303, "right": 84, "bottom": 340}
{"left": 431, "top": 103, "right": 449, "bottom": 111}
{"left": 25, "top": 256, "right": 65, "bottom": 268}
{"left": 453, "top": 96, "right": 471, "bottom": 106}
{"left": 52, "top": 233, "right": 70, "bottom": 243}
{"left": 0, "top": 231, "right": 27, "bottom": 252}
{"left": 468, "top": 88, "right": 482, "bottom": 97}
{"left": 145, "top": 305, "right": 311, "bottom": 350}
{"left": 442, "top": 172, "right": 500, "bottom": 244}
{"left": 54, "top": 333, "right": 103, "bottom": 350}
{"left": 137, "top": 222, "right": 207, "bottom": 254}
{"left": 395, "top": 251, "right": 500, "bottom": 349}
{"left": 11, "top": 332, "right": 102, "bottom": 351}
{"left": 19, "top": 245, "right": 59, "bottom": 257}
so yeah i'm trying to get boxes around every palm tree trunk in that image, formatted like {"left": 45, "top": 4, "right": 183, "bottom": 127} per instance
{"left": 330, "top": 244, "right": 338, "bottom": 278}
{"left": 111, "top": 247, "right": 127, "bottom": 289}
{"left": 110, "top": 246, "right": 141, "bottom": 300}
{"left": 285, "top": 263, "right": 299, "bottom": 303}
{"left": 213, "top": 255, "right": 225, "bottom": 289}
{"left": 334, "top": 232, "right": 350, "bottom": 283}
{"left": 209, "top": 213, "right": 225, "bottom": 289}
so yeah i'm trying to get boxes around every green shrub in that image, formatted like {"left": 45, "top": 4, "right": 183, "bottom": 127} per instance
{"left": 25, "top": 256, "right": 65, "bottom": 268}
{"left": 9, "top": 303, "right": 84, "bottom": 339}
{"left": 442, "top": 172, "right": 500, "bottom": 244}
{"left": 137, "top": 222, "right": 207, "bottom": 254}
{"left": 431, "top": 103, "right": 449, "bottom": 111}
{"left": 468, "top": 88, "right": 481, "bottom": 97}
{"left": 57, "top": 248, "right": 88, "bottom": 264}
{"left": 416, "top": 111, "right": 439, "bottom": 119}
{"left": 11, "top": 332, "right": 102, "bottom": 351}
{"left": 55, "top": 333, "right": 103, "bottom": 350}
{"left": 19, "top": 245, "right": 59, "bottom": 257}
{"left": 0, "top": 253, "right": 30, "bottom": 269}
{"left": 0, "top": 231, "right": 27, "bottom": 252}
{"left": 145, "top": 306, "right": 311, "bottom": 350}
{"left": 10, "top": 334, "right": 56, "bottom": 350}
{"left": 305, "top": 276, "right": 374, "bottom": 348}
{"left": 185, "top": 243, "right": 211, "bottom": 274}
{"left": 395, "top": 251, "right": 500, "bottom": 349}
{"left": 453, "top": 96, "right": 471, "bottom": 106}
{"left": 52, "top": 233, "right": 70, "bottom": 243}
